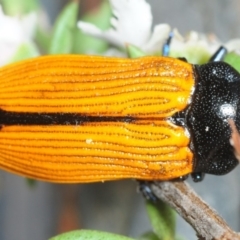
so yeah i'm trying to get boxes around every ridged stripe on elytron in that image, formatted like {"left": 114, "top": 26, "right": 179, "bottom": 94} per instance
{"left": 0, "top": 120, "right": 192, "bottom": 182}
{"left": 0, "top": 55, "right": 194, "bottom": 117}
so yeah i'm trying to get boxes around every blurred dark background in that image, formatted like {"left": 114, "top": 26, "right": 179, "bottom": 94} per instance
{"left": 1, "top": 0, "right": 240, "bottom": 239}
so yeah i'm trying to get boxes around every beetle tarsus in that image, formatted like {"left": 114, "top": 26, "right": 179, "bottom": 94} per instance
{"left": 138, "top": 181, "right": 158, "bottom": 202}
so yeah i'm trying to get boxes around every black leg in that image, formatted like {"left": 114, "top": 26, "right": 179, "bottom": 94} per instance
{"left": 138, "top": 175, "right": 189, "bottom": 201}
{"left": 209, "top": 46, "right": 228, "bottom": 62}
{"left": 191, "top": 172, "right": 205, "bottom": 182}
{"left": 138, "top": 181, "right": 158, "bottom": 202}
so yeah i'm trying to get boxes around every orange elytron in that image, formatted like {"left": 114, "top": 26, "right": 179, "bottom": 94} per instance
{"left": 0, "top": 55, "right": 194, "bottom": 182}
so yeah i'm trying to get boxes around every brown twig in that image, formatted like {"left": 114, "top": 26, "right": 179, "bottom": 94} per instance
{"left": 149, "top": 181, "right": 240, "bottom": 240}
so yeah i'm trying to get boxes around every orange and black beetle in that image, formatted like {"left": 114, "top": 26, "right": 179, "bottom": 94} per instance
{"left": 0, "top": 48, "right": 239, "bottom": 183}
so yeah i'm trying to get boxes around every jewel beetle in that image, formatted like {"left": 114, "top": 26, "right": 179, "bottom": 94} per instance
{"left": 0, "top": 47, "right": 239, "bottom": 183}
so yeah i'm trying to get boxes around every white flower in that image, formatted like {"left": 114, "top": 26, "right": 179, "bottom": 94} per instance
{"left": 170, "top": 30, "right": 240, "bottom": 64}
{"left": 78, "top": 0, "right": 170, "bottom": 54}
{"left": 225, "top": 39, "right": 240, "bottom": 54}
{"left": 169, "top": 30, "right": 221, "bottom": 64}
{"left": 78, "top": 0, "right": 240, "bottom": 63}
{"left": 0, "top": 6, "right": 37, "bottom": 66}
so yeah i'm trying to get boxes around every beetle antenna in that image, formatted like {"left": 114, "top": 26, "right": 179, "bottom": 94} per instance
{"left": 162, "top": 32, "right": 174, "bottom": 56}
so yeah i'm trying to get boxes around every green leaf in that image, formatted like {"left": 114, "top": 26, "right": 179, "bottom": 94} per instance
{"left": 127, "top": 44, "right": 146, "bottom": 58}
{"left": 48, "top": 1, "right": 79, "bottom": 54}
{"left": 145, "top": 200, "right": 176, "bottom": 240}
{"left": 73, "top": 0, "right": 111, "bottom": 54}
{"left": 224, "top": 52, "right": 240, "bottom": 73}
{"left": 138, "top": 231, "right": 160, "bottom": 240}
{"left": 35, "top": 26, "right": 51, "bottom": 54}
{"left": 49, "top": 230, "right": 135, "bottom": 240}
{"left": 1, "top": 0, "right": 39, "bottom": 15}
{"left": 9, "top": 43, "right": 40, "bottom": 63}
{"left": 175, "top": 236, "right": 186, "bottom": 240}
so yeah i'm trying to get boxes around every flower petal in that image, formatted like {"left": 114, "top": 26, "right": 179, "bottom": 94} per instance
{"left": 143, "top": 24, "right": 171, "bottom": 53}
{"left": 78, "top": 21, "right": 123, "bottom": 47}
{"left": 169, "top": 30, "right": 221, "bottom": 64}
{"left": 0, "top": 5, "right": 37, "bottom": 65}
{"left": 225, "top": 39, "right": 240, "bottom": 53}
{"left": 78, "top": 0, "right": 152, "bottom": 48}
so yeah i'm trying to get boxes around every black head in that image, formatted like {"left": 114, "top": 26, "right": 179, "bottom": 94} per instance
{"left": 187, "top": 62, "right": 240, "bottom": 175}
